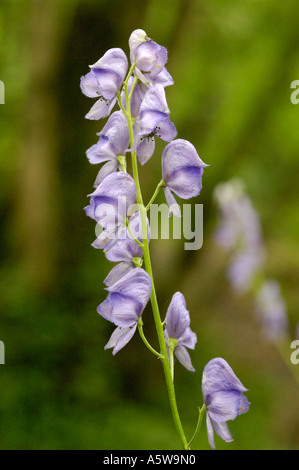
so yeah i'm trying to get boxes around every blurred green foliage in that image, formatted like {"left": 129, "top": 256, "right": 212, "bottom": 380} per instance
{"left": 0, "top": 0, "right": 298, "bottom": 449}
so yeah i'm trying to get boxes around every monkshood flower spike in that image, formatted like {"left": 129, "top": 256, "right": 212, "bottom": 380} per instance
{"left": 202, "top": 358, "right": 250, "bottom": 450}
{"left": 81, "top": 29, "right": 250, "bottom": 450}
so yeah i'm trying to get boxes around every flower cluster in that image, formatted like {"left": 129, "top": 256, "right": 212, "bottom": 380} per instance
{"left": 81, "top": 30, "right": 249, "bottom": 450}
{"left": 81, "top": 29, "right": 206, "bottom": 361}
{"left": 214, "top": 178, "right": 288, "bottom": 342}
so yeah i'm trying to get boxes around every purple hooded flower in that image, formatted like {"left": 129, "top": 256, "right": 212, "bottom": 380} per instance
{"left": 162, "top": 139, "right": 208, "bottom": 217}
{"left": 84, "top": 172, "right": 136, "bottom": 250}
{"left": 86, "top": 111, "right": 130, "bottom": 186}
{"left": 131, "top": 84, "right": 177, "bottom": 165}
{"left": 98, "top": 268, "right": 152, "bottom": 354}
{"left": 202, "top": 358, "right": 250, "bottom": 450}
{"left": 80, "top": 48, "right": 128, "bottom": 120}
{"left": 129, "top": 29, "right": 174, "bottom": 88}
{"left": 163, "top": 292, "right": 197, "bottom": 372}
{"left": 104, "top": 211, "right": 150, "bottom": 287}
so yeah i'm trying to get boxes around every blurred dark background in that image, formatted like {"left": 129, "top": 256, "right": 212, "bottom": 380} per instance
{"left": 0, "top": 0, "right": 298, "bottom": 449}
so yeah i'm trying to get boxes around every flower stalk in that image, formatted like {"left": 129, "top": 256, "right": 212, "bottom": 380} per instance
{"left": 137, "top": 318, "right": 163, "bottom": 359}
{"left": 146, "top": 179, "right": 165, "bottom": 211}
{"left": 124, "top": 77, "right": 189, "bottom": 449}
{"left": 187, "top": 405, "right": 206, "bottom": 449}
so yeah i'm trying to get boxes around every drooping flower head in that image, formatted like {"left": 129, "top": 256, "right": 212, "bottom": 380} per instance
{"left": 162, "top": 139, "right": 208, "bottom": 217}
{"left": 98, "top": 268, "right": 152, "bottom": 354}
{"left": 131, "top": 84, "right": 177, "bottom": 164}
{"left": 202, "top": 358, "right": 250, "bottom": 450}
{"left": 163, "top": 292, "right": 197, "bottom": 372}
{"left": 80, "top": 48, "right": 128, "bottom": 120}
{"left": 129, "top": 29, "right": 174, "bottom": 87}
{"left": 84, "top": 172, "right": 136, "bottom": 250}
{"left": 86, "top": 111, "right": 130, "bottom": 186}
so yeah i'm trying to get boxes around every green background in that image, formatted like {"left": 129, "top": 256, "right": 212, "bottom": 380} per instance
{"left": 0, "top": 0, "right": 298, "bottom": 449}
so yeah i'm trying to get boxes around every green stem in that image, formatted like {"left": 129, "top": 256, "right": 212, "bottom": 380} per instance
{"left": 169, "top": 348, "right": 175, "bottom": 383}
{"left": 167, "top": 338, "right": 178, "bottom": 383}
{"left": 124, "top": 62, "right": 136, "bottom": 86}
{"left": 187, "top": 405, "right": 206, "bottom": 448}
{"left": 117, "top": 155, "right": 127, "bottom": 173}
{"left": 146, "top": 179, "right": 165, "bottom": 211}
{"left": 140, "top": 203, "right": 189, "bottom": 449}
{"left": 137, "top": 318, "right": 164, "bottom": 359}
{"left": 129, "top": 76, "right": 139, "bottom": 100}
{"left": 123, "top": 73, "right": 189, "bottom": 450}
{"left": 117, "top": 92, "right": 127, "bottom": 117}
